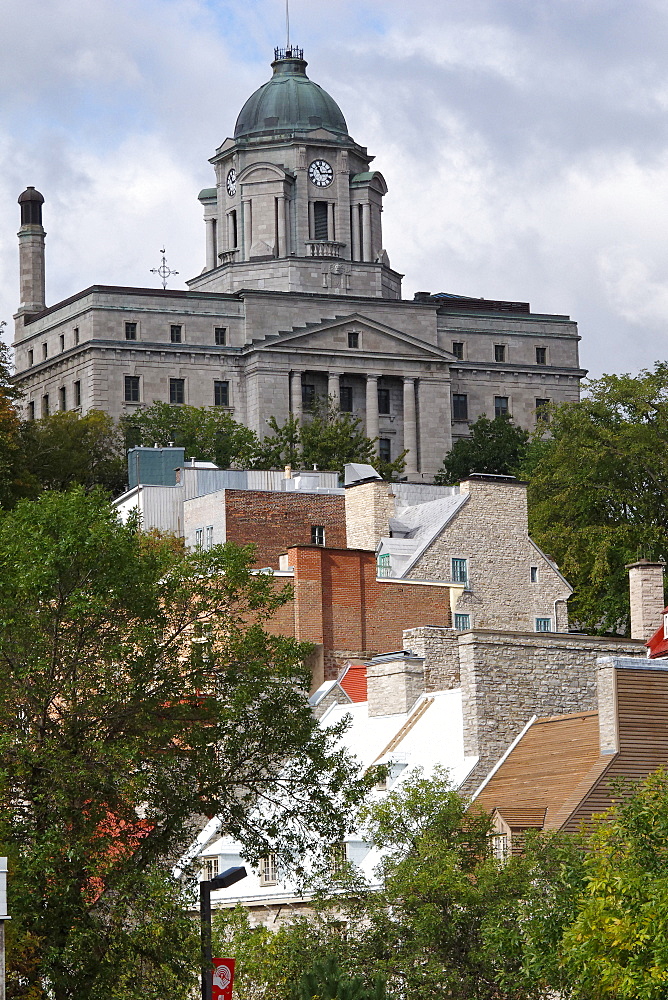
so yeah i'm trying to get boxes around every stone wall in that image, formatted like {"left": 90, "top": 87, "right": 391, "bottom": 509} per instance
{"left": 403, "top": 626, "right": 461, "bottom": 690}
{"left": 457, "top": 630, "right": 645, "bottom": 791}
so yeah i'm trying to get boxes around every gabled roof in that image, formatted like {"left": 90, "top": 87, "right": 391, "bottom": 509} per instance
{"left": 378, "top": 493, "right": 469, "bottom": 576}
{"left": 473, "top": 711, "right": 610, "bottom": 831}
{"left": 646, "top": 607, "right": 668, "bottom": 658}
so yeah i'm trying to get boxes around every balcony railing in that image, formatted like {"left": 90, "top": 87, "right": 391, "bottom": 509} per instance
{"left": 305, "top": 241, "right": 345, "bottom": 258}
{"left": 218, "top": 249, "right": 239, "bottom": 266}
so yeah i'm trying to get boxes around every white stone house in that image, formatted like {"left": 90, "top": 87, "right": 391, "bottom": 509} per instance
{"left": 345, "top": 469, "right": 572, "bottom": 633}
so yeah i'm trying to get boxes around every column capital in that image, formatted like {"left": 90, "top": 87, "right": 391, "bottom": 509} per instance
{"left": 403, "top": 375, "right": 417, "bottom": 384}
{"left": 366, "top": 373, "right": 380, "bottom": 382}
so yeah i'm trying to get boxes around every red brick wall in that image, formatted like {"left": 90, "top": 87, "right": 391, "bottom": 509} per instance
{"left": 224, "top": 491, "right": 346, "bottom": 568}
{"left": 268, "top": 547, "right": 453, "bottom": 680}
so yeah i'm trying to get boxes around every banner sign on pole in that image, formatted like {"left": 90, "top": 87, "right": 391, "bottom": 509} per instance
{"left": 212, "top": 958, "right": 235, "bottom": 1000}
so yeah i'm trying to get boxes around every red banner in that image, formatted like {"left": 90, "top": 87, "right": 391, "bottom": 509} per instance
{"left": 212, "top": 958, "right": 235, "bottom": 1000}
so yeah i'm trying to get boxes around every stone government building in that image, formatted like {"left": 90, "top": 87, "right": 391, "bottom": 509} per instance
{"left": 12, "top": 47, "right": 586, "bottom": 481}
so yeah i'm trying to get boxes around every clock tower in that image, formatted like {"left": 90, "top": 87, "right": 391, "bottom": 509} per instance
{"left": 188, "top": 48, "right": 401, "bottom": 299}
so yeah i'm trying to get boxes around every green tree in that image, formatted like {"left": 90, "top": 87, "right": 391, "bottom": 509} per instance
{"left": 0, "top": 338, "right": 26, "bottom": 508}
{"left": 0, "top": 489, "right": 368, "bottom": 1000}
{"left": 295, "top": 958, "right": 385, "bottom": 1000}
{"left": 256, "top": 402, "right": 406, "bottom": 480}
{"left": 18, "top": 410, "right": 127, "bottom": 496}
{"left": 435, "top": 414, "right": 530, "bottom": 485}
{"left": 526, "top": 363, "right": 668, "bottom": 633}
{"left": 123, "top": 401, "right": 260, "bottom": 468}
{"left": 560, "top": 770, "right": 668, "bottom": 1000}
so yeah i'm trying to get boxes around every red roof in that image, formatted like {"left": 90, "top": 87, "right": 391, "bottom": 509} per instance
{"left": 339, "top": 662, "right": 367, "bottom": 702}
{"left": 646, "top": 607, "right": 668, "bottom": 658}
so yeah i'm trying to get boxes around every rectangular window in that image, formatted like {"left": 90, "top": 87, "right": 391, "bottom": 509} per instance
{"left": 452, "top": 341, "right": 464, "bottom": 360}
{"left": 377, "top": 553, "right": 391, "bottom": 578}
{"left": 452, "top": 557, "right": 468, "bottom": 584}
{"left": 495, "top": 396, "right": 509, "bottom": 418}
{"left": 535, "top": 618, "right": 552, "bottom": 632}
{"left": 491, "top": 834, "right": 509, "bottom": 861}
{"left": 124, "top": 375, "right": 140, "bottom": 403}
{"left": 379, "top": 438, "right": 391, "bottom": 463}
{"left": 340, "top": 386, "right": 353, "bottom": 412}
{"left": 214, "top": 327, "right": 227, "bottom": 346}
{"left": 378, "top": 387, "right": 390, "bottom": 415}
{"left": 42, "top": 343, "right": 48, "bottom": 360}
{"left": 195, "top": 528, "right": 203, "bottom": 550}
{"left": 59, "top": 386, "right": 66, "bottom": 411}
{"left": 311, "top": 525, "right": 325, "bottom": 546}
{"left": 259, "top": 854, "right": 277, "bottom": 886}
{"left": 205, "top": 526, "right": 214, "bottom": 550}
{"left": 454, "top": 613, "right": 471, "bottom": 630}
{"left": 42, "top": 394, "right": 49, "bottom": 417}
{"left": 74, "top": 327, "right": 80, "bottom": 345}
{"left": 214, "top": 380, "right": 229, "bottom": 407}
{"left": 452, "top": 393, "right": 468, "bottom": 421}
{"left": 74, "top": 380, "right": 81, "bottom": 408}
{"left": 59, "top": 334, "right": 65, "bottom": 352}
{"left": 348, "top": 331, "right": 359, "bottom": 349}
{"left": 202, "top": 857, "right": 219, "bottom": 881}
{"left": 302, "top": 383, "right": 316, "bottom": 409}
{"left": 125, "top": 322, "right": 137, "bottom": 341}
{"left": 28, "top": 349, "right": 33, "bottom": 367}
{"left": 535, "top": 398, "right": 550, "bottom": 423}
{"left": 170, "top": 324, "right": 182, "bottom": 344}
{"left": 494, "top": 344, "right": 506, "bottom": 363}
{"left": 313, "top": 201, "right": 329, "bottom": 240}
{"left": 530, "top": 566, "right": 538, "bottom": 583}
{"left": 330, "top": 843, "right": 347, "bottom": 875}
{"left": 28, "top": 400, "right": 35, "bottom": 421}
{"left": 170, "top": 378, "right": 185, "bottom": 404}
{"left": 535, "top": 346, "right": 547, "bottom": 365}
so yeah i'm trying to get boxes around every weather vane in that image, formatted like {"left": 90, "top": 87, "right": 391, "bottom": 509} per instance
{"left": 286, "top": 0, "right": 290, "bottom": 48}
{"left": 150, "top": 249, "right": 179, "bottom": 290}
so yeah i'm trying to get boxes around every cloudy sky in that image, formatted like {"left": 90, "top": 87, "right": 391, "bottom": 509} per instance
{"left": 2, "top": 0, "right": 668, "bottom": 378}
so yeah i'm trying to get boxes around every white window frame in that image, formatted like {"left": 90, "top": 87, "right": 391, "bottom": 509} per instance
{"left": 202, "top": 856, "right": 219, "bottom": 881}
{"left": 259, "top": 854, "right": 277, "bottom": 886}
{"left": 195, "top": 528, "right": 204, "bottom": 550}
{"left": 205, "top": 526, "right": 214, "bottom": 550}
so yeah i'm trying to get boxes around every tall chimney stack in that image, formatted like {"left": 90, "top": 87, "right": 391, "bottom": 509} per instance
{"left": 627, "top": 559, "right": 665, "bottom": 641}
{"left": 17, "top": 186, "right": 46, "bottom": 315}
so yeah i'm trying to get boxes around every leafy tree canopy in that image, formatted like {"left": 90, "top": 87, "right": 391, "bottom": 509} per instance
{"left": 525, "top": 363, "right": 668, "bottom": 633}
{"left": 123, "top": 401, "right": 261, "bottom": 469}
{"left": 0, "top": 489, "right": 369, "bottom": 1000}
{"left": 17, "top": 410, "right": 127, "bottom": 497}
{"left": 255, "top": 402, "right": 406, "bottom": 480}
{"left": 435, "top": 414, "right": 530, "bottom": 486}
{"left": 0, "top": 338, "right": 25, "bottom": 507}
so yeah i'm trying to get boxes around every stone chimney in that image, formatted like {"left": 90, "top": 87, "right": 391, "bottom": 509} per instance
{"left": 17, "top": 186, "right": 46, "bottom": 315}
{"left": 367, "top": 651, "right": 424, "bottom": 717}
{"left": 627, "top": 559, "right": 665, "bottom": 641}
{"left": 345, "top": 479, "right": 395, "bottom": 550}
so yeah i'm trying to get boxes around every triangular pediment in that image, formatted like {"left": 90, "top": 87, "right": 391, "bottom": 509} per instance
{"left": 246, "top": 313, "right": 451, "bottom": 362}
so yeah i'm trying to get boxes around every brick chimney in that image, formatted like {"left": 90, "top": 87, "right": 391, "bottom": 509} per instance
{"left": 626, "top": 560, "right": 665, "bottom": 641}
{"left": 367, "top": 651, "right": 424, "bottom": 717}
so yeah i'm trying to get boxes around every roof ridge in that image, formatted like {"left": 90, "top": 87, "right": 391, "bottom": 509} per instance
{"left": 370, "top": 696, "right": 435, "bottom": 765}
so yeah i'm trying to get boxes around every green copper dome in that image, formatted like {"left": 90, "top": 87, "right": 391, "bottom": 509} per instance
{"left": 234, "top": 49, "right": 349, "bottom": 140}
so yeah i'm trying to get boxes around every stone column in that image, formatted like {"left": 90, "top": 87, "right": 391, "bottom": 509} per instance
{"left": 327, "top": 202, "right": 335, "bottom": 241}
{"left": 351, "top": 204, "right": 360, "bottom": 261}
{"left": 277, "top": 196, "right": 287, "bottom": 257}
{"left": 328, "top": 372, "right": 340, "bottom": 411}
{"left": 205, "top": 218, "right": 217, "bottom": 271}
{"left": 362, "top": 202, "right": 372, "bottom": 261}
{"left": 403, "top": 377, "right": 418, "bottom": 475}
{"left": 366, "top": 375, "right": 379, "bottom": 449}
{"left": 227, "top": 212, "right": 234, "bottom": 250}
{"left": 242, "top": 200, "right": 252, "bottom": 260}
{"left": 290, "top": 371, "right": 303, "bottom": 423}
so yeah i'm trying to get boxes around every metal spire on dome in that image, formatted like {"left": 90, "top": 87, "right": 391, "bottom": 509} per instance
{"left": 286, "top": 0, "right": 290, "bottom": 48}
{"left": 274, "top": 0, "right": 302, "bottom": 61}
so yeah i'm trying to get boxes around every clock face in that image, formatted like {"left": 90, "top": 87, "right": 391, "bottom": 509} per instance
{"left": 226, "top": 168, "right": 237, "bottom": 197}
{"left": 308, "top": 159, "right": 333, "bottom": 188}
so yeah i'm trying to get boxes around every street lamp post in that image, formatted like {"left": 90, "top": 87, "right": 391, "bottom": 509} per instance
{"left": 200, "top": 866, "right": 247, "bottom": 1000}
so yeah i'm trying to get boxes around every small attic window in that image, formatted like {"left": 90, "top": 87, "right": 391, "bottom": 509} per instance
{"left": 264, "top": 116, "right": 279, "bottom": 127}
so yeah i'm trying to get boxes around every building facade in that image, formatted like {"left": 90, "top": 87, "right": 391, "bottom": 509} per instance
{"left": 13, "top": 48, "right": 586, "bottom": 481}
